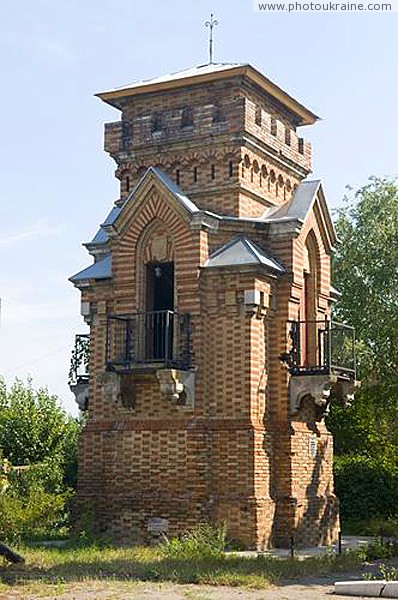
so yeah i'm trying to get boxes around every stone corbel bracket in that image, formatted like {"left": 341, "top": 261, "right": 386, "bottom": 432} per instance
{"left": 156, "top": 369, "right": 195, "bottom": 407}
{"left": 289, "top": 374, "right": 337, "bottom": 418}
{"left": 70, "top": 381, "right": 89, "bottom": 411}
{"left": 331, "top": 378, "right": 361, "bottom": 407}
{"left": 101, "top": 371, "right": 122, "bottom": 404}
{"left": 290, "top": 374, "right": 360, "bottom": 420}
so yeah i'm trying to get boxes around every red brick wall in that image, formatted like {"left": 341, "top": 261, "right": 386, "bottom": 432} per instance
{"left": 75, "top": 71, "right": 339, "bottom": 549}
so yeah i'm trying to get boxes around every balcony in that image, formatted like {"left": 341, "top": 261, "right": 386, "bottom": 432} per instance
{"left": 69, "top": 334, "right": 90, "bottom": 410}
{"left": 106, "top": 310, "right": 192, "bottom": 372}
{"left": 285, "top": 319, "right": 357, "bottom": 418}
{"left": 69, "top": 334, "right": 90, "bottom": 384}
{"left": 286, "top": 319, "right": 356, "bottom": 380}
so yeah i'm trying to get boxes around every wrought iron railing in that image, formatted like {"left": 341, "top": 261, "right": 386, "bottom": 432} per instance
{"left": 68, "top": 333, "right": 90, "bottom": 385}
{"left": 106, "top": 310, "right": 192, "bottom": 371}
{"left": 286, "top": 319, "right": 356, "bottom": 378}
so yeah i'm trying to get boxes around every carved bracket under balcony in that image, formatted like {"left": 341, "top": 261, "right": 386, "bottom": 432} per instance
{"left": 330, "top": 378, "right": 360, "bottom": 407}
{"left": 100, "top": 371, "right": 137, "bottom": 409}
{"left": 290, "top": 374, "right": 336, "bottom": 420}
{"left": 290, "top": 374, "right": 359, "bottom": 420}
{"left": 70, "top": 381, "right": 89, "bottom": 411}
{"left": 156, "top": 369, "right": 195, "bottom": 407}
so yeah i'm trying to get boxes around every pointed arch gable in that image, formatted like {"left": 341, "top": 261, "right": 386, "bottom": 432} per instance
{"left": 110, "top": 187, "right": 197, "bottom": 316}
{"left": 108, "top": 167, "right": 199, "bottom": 241}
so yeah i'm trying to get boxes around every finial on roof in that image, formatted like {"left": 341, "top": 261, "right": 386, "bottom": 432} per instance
{"left": 205, "top": 14, "right": 219, "bottom": 65}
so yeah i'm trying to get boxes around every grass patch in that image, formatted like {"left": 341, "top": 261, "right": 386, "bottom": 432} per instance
{"left": 0, "top": 542, "right": 367, "bottom": 590}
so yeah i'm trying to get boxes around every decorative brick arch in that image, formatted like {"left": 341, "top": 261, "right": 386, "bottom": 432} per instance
{"left": 135, "top": 218, "right": 175, "bottom": 311}
{"left": 300, "top": 229, "right": 322, "bottom": 367}
{"left": 303, "top": 228, "right": 321, "bottom": 309}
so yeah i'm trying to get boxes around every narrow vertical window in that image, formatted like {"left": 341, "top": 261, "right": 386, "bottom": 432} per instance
{"left": 181, "top": 107, "right": 194, "bottom": 128}
{"left": 151, "top": 112, "right": 163, "bottom": 133}
{"left": 255, "top": 106, "right": 262, "bottom": 126}
{"left": 298, "top": 138, "right": 304, "bottom": 154}
{"left": 285, "top": 127, "right": 291, "bottom": 146}
{"left": 271, "top": 116, "right": 277, "bottom": 136}
{"left": 211, "top": 164, "right": 215, "bottom": 180}
{"left": 193, "top": 166, "right": 198, "bottom": 183}
{"left": 176, "top": 169, "right": 180, "bottom": 186}
{"left": 212, "top": 106, "right": 225, "bottom": 124}
{"left": 229, "top": 161, "right": 233, "bottom": 177}
{"left": 125, "top": 176, "right": 130, "bottom": 192}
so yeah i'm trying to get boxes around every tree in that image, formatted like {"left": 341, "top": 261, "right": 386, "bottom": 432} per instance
{"left": 327, "top": 177, "right": 398, "bottom": 530}
{"left": 332, "top": 177, "right": 398, "bottom": 380}
{"left": 0, "top": 378, "right": 80, "bottom": 542}
{"left": 0, "top": 378, "right": 79, "bottom": 489}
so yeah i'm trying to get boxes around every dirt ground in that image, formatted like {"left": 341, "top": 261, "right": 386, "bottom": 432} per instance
{"left": 0, "top": 581, "right": 348, "bottom": 600}
{"left": 2, "top": 560, "right": 396, "bottom": 600}
{"left": 0, "top": 580, "right": 371, "bottom": 600}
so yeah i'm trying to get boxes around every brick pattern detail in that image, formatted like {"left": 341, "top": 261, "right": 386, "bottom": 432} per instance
{"left": 75, "top": 69, "right": 340, "bottom": 549}
{"left": 104, "top": 75, "right": 311, "bottom": 218}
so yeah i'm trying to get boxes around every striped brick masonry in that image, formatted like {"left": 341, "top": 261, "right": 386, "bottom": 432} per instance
{"left": 69, "top": 62, "right": 357, "bottom": 549}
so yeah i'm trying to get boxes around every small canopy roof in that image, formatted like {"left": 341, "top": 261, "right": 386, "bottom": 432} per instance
{"left": 205, "top": 236, "right": 285, "bottom": 273}
{"left": 69, "top": 256, "right": 112, "bottom": 284}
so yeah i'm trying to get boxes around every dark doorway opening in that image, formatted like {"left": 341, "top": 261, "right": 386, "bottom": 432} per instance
{"left": 146, "top": 262, "right": 174, "bottom": 361}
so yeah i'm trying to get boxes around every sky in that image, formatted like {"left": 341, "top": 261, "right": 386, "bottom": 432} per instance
{"left": 0, "top": 0, "right": 396, "bottom": 415}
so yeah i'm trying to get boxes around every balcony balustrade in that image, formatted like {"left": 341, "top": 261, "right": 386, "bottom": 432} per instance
{"left": 286, "top": 319, "right": 356, "bottom": 379}
{"left": 106, "top": 310, "right": 192, "bottom": 372}
{"left": 68, "top": 333, "right": 90, "bottom": 385}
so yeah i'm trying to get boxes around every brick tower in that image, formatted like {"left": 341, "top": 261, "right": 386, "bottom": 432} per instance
{"left": 70, "top": 63, "right": 357, "bottom": 548}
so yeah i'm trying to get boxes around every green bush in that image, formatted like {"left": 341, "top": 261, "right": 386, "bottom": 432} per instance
{"left": 0, "top": 378, "right": 80, "bottom": 489}
{"left": 335, "top": 455, "right": 398, "bottom": 523}
{"left": 0, "top": 484, "right": 71, "bottom": 542}
{"left": 161, "top": 524, "right": 227, "bottom": 560}
{"left": 343, "top": 516, "right": 398, "bottom": 537}
{"left": 0, "top": 378, "right": 80, "bottom": 541}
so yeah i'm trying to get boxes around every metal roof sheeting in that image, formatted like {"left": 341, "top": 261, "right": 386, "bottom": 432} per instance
{"left": 263, "top": 180, "right": 321, "bottom": 222}
{"left": 85, "top": 167, "right": 199, "bottom": 247}
{"left": 205, "top": 236, "right": 285, "bottom": 273}
{"left": 100, "top": 63, "right": 245, "bottom": 95}
{"left": 69, "top": 256, "right": 112, "bottom": 283}
{"left": 150, "top": 167, "right": 200, "bottom": 213}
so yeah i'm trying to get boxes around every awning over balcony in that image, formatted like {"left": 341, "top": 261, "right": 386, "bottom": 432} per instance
{"left": 69, "top": 255, "right": 112, "bottom": 284}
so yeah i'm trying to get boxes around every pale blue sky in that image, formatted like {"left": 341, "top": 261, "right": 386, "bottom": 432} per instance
{"left": 0, "top": 0, "right": 396, "bottom": 414}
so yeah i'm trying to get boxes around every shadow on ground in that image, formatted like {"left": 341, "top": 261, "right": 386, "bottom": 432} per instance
{"left": 0, "top": 546, "right": 367, "bottom": 589}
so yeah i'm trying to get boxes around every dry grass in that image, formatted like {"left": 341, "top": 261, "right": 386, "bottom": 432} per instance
{"left": 0, "top": 542, "right": 364, "bottom": 595}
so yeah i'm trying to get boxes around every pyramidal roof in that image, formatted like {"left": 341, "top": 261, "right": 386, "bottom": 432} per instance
{"left": 205, "top": 237, "right": 285, "bottom": 274}
{"left": 96, "top": 63, "right": 319, "bottom": 126}
{"left": 108, "top": 63, "right": 245, "bottom": 93}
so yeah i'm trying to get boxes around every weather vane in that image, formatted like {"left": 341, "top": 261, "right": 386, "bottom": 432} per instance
{"left": 205, "top": 14, "right": 219, "bottom": 65}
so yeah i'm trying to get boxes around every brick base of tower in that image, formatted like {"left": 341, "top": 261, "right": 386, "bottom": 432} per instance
{"left": 74, "top": 412, "right": 339, "bottom": 549}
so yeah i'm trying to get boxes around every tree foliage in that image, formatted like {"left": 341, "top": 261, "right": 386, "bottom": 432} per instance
{"left": 0, "top": 378, "right": 79, "bottom": 489}
{"left": 328, "top": 177, "right": 398, "bottom": 530}
{"left": 332, "top": 177, "right": 398, "bottom": 380}
{"left": 0, "top": 378, "right": 79, "bottom": 541}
